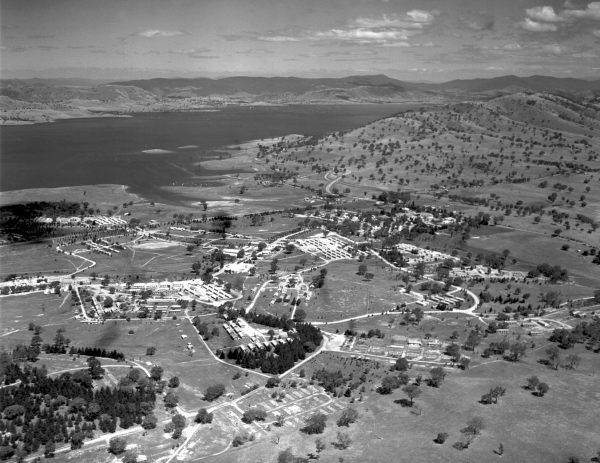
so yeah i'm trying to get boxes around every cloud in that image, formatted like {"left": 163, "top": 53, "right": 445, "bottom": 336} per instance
{"left": 137, "top": 30, "right": 189, "bottom": 38}
{"left": 0, "top": 45, "right": 27, "bottom": 52}
{"left": 189, "top": 55, "right": 219, "bottom": 59}
{"left": 28, "top": 34, "right": 56, "bottom": 40}
{"left": 406, "top": 10, "right": 439, "bottom": 23}
{"left": 502, "top": 42, "right": 522, "bottom": 50}
{"left": 37, "top": 45, "right": 59, "bottom": 51}
{"left": 235, "top": 49, "right": 274, "bottom": 54}
{"left": 90, "top": 50, "right": 108, "bottom": 54}
{"left": 593, "top": 29, "right": 600, "bottom": 36}
{"left": 542, "top": 43, "right": 565, "bottom": 54}
{"left": 351, "top": 11, "right": 436, "bottom": 29}
{"left": 467, "top": 18, "right": 495, "bottom": 31}
{"left": 563, "top": 1, "right": 600, "bottom": 20}
{"left": 572, "top": 51, "right": 598, "bottom": 57}
{"left": 256, "top": 35, "right": 301, "bottom": 42}
{"left": 526, "top": 6, "right": 564, "bottom": 22}
{"left": 314, "top": 28, "right": 419, "bottom": 43}
{"left": 518, "top": 18, "right": 558, "bottom": 31}
{"left": 167, "top": 47, "right": 211, "bottom": 55}
{"left": 222, "top": 11, "right": 437, "bottom": 47}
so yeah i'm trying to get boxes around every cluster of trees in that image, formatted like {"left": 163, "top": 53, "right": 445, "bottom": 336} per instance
{"left": 482, "top": 340, "right": 527, "bottom": 362}
{"left": 528, "top": 263, "right": 569, "bottom": 282}
{"left": 67, "top": 347, "right": 125, "bottom": 361}
{"left": 525, "top": 376, "right": 550, "bottom": 397}
{"left": 480, "top": 386, "right": 506, "bottom": 405}
{"left": 549, "top": 320, "right": 600, "bottom": 349}
{"left": 227, "top": 333, "right": 317, "bottom": 374}
{"left": 0, "top": 363, "right": 156, "bottom": 459}
{"left": 241, "top": 311, "right": 295, "bottom": 331}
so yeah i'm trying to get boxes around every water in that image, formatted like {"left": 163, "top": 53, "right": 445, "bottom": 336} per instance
{"left": 0, "top": 104, "right": 419, "bottom": 204}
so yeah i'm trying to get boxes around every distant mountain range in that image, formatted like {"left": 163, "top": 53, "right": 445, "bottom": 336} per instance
{"left": 2, "top": 73, "right": 599, "bottom": 124}
{"left": 107, "top": 74, "right": 600, "bottom": 98}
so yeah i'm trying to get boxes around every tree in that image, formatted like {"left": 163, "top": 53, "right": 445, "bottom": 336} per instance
{"left": 546, "top": 345, "right": 561, "bottom": 370}
{"left": 536, "top": 382, "right": 550, "bottom": 397}
{"left": 142, "top": 414, "right": 158, "bottom": 430}
{"left": 364, "top": 272, "right": 374, "bottom": 281}
{"left": 69, "top": 431, "right": 84, "bottom": 450}
{"left": 123, "top": 453, "right": 140, "bottom": 463}
{"left": 507, "top": 342, "right": 527, "bottom": 362}
{"left": 242, "top": 409, "right": 267, "bottom": 423}
{"left": 434, "top": 432, "right": 449, "bottom": 444}
{"left": 164, "top": 391, "right": 179, "bottom": 409}
{"left": 195, "top": 408, "right": 214, "bottom": 424}
{"left": 337, "top": 408, "right": 359, "bottom": 427}
{"left": 465, "top": 417, "right": 485, "bottom": 435}
{"left": 526, "top": 376, "right": 540, "bottom": 391}
{"left": 562, "top": 354, "right": 581, "bottom": 370}
{"left": 204, "top": 383, "right": 226, "bottom": 401}
{"left": 293, "top": 308, "right": 307, "bottom": 323}
{"left": 87, "top": 357, "right": 104, "bottom": 379}
{"left": 393, "top": 358, "right": 409, "bottom": 372}
{"left": 481, "top": 386, "right": 506, "bottom": 405}
{"left": 168, "top": 376, "right": 180, "bottom": 388}
{"left": 108, "top": 437, "right": 127, "bottom": 455}
{"left": 44, "top": 441, "right": 56, "bottom": 458}
{"left": 446, "top": 343, "right": 461, "bottom": 363}
{"left": 464, "top": 330, "right": 481, "bottom": 351}
{"left": 403, "top": 384, "right": 421, "bottom": 406}
{"left": 302, "top": 411, "right": 327, "bottom": 434}
{"left": 459, "top": 357, "right": 471, "bottom": 370}
{"left": 266, "top": 376, "right": 281, "bottom": 388}
{"left": 357, "top": 264, "right": 368, "bottom": 276}
{"left": 150, "top": 365, "right": 163, "bottom": 381}
{"left": 429, "top": 367, "right": 446, "bottom": 387}
{"left": 146, "top": 347, "right": 156, "bottom": 356}
{"left": 414, "top": 262, "right": 426, "bottom": 280}
{"left": 278, "top": 448, "right": 308, "bottom": 463}
{"left": 379, "top": 375, "right": 401, "bottom": 394}
{"left": 334, "top": 432, "right": 352, "bottom": 450}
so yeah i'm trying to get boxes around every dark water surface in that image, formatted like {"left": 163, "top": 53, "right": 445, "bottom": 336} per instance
{"left": 0, "top": 104, "right": 418, "bottom": 203}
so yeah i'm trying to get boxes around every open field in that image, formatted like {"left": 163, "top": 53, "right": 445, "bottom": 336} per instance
{"left": 0, "top": 184, "right": 139, "bottom": 208}
{"left": 208, "top": 346, "right": 600, "bottom": 463}
{"left": 0, "top": 242, "right": 85, "bottom": 277}
{"left": 464, "top": 230, "right": 600, "bottom": 287}
{"left": 0, "top": 291, "right": 76, "bottom": 342}
{"left": 300, "top": 259, "right": 419, "bottom": 322}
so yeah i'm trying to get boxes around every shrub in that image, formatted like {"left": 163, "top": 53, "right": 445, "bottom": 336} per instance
{"left": 435, "top": 432, "right": 449, "bottom": 444}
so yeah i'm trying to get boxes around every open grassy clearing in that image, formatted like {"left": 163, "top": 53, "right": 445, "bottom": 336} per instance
{"left": 464, "top": 230, "right": 600, "bottom": 287}
{"left": 0, "top": 292, "right": 76, "bottom": 341}
{"left": 0, "top": 184, "right": 139, "bottom": 208}
{"left": 209, "top": 347, "right": 600, "bottom": 463}
{"left": 0, "top": 242, "right": 83, "bottom": 277}
{"left": 302, "top": 259, "right": 419, "bottom": 322}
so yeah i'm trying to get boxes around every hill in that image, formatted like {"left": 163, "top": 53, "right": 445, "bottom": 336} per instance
{"left": 2, "top": 73, "right": 599, "bottom": 124}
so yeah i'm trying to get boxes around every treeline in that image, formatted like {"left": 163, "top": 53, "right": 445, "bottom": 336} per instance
{"left": 0, "top": 363, "right": 156, "bottom": 458}
{"left": 68, "top": 347, "right": 125, "bottom": 361}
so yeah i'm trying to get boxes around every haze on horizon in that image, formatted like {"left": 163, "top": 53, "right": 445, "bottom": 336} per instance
{"left": 1, "top": 0, "right": 599, "bottom": 82}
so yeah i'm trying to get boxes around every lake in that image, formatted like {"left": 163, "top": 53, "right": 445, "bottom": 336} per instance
{"left": 0, "top": 104, "right": 420, "bottom": 204}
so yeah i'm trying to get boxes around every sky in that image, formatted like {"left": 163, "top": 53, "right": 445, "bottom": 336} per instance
{"left": 1, "top": 0, "right": 599, "bottom": 82}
